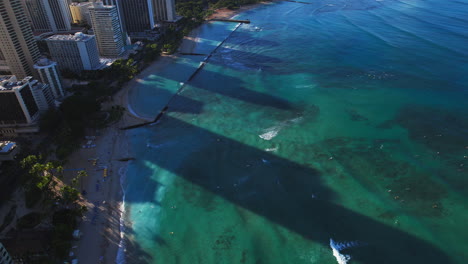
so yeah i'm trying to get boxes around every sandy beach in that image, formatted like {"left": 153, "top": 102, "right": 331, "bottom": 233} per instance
{"left": 69, "top": 4, "right": 271, "bottom": 262}
{"left": 68, "top": 48, "right": 197, "bottom": 264}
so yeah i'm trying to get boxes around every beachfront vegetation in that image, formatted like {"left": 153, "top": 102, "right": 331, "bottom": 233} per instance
{"left": 176, "top": 0, "right": 268, "bottom": 19}
{"left": 20, "top": 155, "right": 85, "bottom": 208}
{"left": 20, "top": 155, "right": 63, "bottom": 207}
{"left": 18, "top": 155, "right": 87, "bottom": 260}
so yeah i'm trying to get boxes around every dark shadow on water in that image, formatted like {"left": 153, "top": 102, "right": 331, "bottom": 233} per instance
{"left": 167, "top": 93, "right": 204, "bottom": 114}
{"left": 227, "top": 31, "right": 281, "bottom": 48}
{"left": 129, "top": 114, "right": 453, "bottom": 264}
{"left": 208, "top": 46, "right": 281, "bottom": 72}
{"left": 187, "top": 69, "right": 292, "bottom": 110}
{"left": 136, "top": 60, "right": 293, "bottom": 111}
{"left": 133, "top": 86, "right": 204, "bottom": 114}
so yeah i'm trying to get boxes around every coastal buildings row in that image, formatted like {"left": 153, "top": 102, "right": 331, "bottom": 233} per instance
{"left": 94, "top": 0, "right": 177, "bottom": 40}
{"left": 1, "top": 0, "right": 179, "bottom": 77}
{"left": 0, "top": 0, "right": 180, "bottom": 136}
{"left": 29, "top": 0, "right": 178, "bottom": 39}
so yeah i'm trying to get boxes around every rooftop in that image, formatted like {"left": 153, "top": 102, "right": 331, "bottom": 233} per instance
{"left": 46, "top": 32, "right": 94, "bottom": 42}
{"left": 70, "top": 2, "right": 92, "bottom": 7}
{"left": 89, "top": 2, "right": 113, "bottom": 9}
{"left": 0, "top": 76, "right": 32, "bottom": 91}
{"left": 34, "top": 58, "right": 57, "bottom": 68}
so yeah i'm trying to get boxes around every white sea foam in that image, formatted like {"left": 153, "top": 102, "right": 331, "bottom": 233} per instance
{"left": 295, "top": 84, "right": 315, "bottom": 89}
{"left": 259, "top": 127, "right": 280, "bottom": 140}
{"left": 265, "top": 147, "right": 278, "bottom": 152}
{"left": 330, "top": 239, "right": 351, "bottom": 264}
{"left": 116, "top": 166, "right": 129, "bottom": 264}
{"left": 259, "top": 116, "right": 303, "bottom": 141}
{"left": 292, "top": 117, "right": 304, "bottom": 124}
{"left": 329, "top": 239, "right": 365, "bottom": 264}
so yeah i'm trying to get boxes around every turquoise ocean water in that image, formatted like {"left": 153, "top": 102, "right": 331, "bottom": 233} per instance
{"left": 123, "top": 0, "right": 468, "bottom": 263}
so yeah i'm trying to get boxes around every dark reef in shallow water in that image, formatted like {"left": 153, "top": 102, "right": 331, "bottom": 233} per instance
{"left": 394, "top": 105, "right": 468, "bottom": 156}
{"left": 307, "top": 137, "right": 448, "bottom": 217}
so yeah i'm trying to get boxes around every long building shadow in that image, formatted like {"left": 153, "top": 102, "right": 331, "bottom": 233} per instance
{"left": 227, "top": 31, "right": 281, "bottom": 48}
{"left": 186, "top": 67, "right": 292, "bottom": 110}
{"left": 127, "top": 115, "right": 452, "bottom": 264}
{"left": 208, "top": 46, "right": 282, "bottom": 72}
{"left": 129, "top": 85, "right": 204, "bottom": 115}
{"left": 132, "top": 61, "right": 293, "bottom": 111}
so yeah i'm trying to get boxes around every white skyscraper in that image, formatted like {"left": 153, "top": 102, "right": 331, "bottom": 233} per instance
{"left": 88, "top": 2, "right": 124, "bottom": 57}
{"left": 46, "top": 33, "right": 101, "bottom": 73}
{"left": 34, "top": 58, "right": 65, "bottom": 99}
{"left": 100, "top": 0, "right": 130, "bottom": 44}
{"left": 30, "top": 78, "right": 54, "bottom": 112}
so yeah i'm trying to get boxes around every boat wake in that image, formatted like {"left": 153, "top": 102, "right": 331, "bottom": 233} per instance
{"left": 329, "top": 238, "right": 366, "bottom": 264}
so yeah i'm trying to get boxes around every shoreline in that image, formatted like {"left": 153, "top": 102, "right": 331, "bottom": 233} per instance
{"left": 207, "top": 1, "right": 275, "bottom": 20}
{"left": 71, "top": 3, "right": 268, "bottom": 263}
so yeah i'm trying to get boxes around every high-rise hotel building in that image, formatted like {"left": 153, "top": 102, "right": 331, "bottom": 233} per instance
{"left": 88, "top": 2, "right": 124, "bottom": 57}
{"left": 119, "top": 0, "right": 155, "bottom": 34}
{"left": 0, "top": 0, "right": 40, "bottom": 79}
{"left": 153, "top": 0, "right": 176, "bottom": 22}
{"left": 115, "top": 0, "right": 176, "bottom": 36}
{"left": 69, "top": 2, "right": 92, "bottom": 25}
{"left": 46, "top": 32, "right": 100, "bottom": 74}
{"left": 99, "top": 0, "right": 130, "bottom": 44}
{"left": 23, "top": 0, "right": 72, "bottom": 32}
{"left": 0, "top": 75, "right": 53, "bottom": 136}
{"left": 34, "top": 58, "right": 64, "bottom": 99}
{"left": 101, "top": 0, "right": 124, "bottom": 28}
